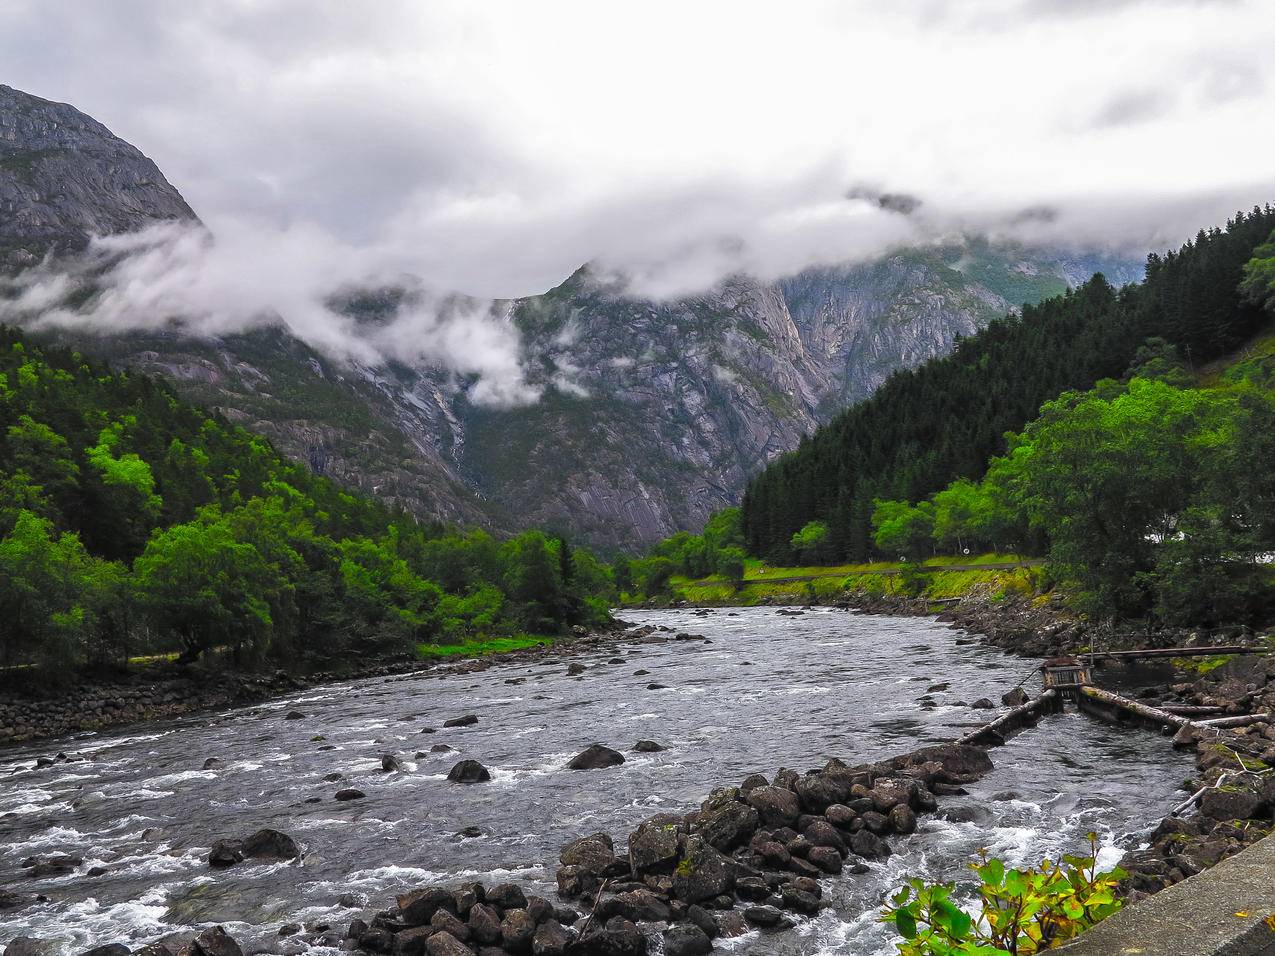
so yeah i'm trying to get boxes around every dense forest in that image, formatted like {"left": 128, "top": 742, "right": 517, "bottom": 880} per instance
{"left": 741, "top": 206, "right": 1275, "bottom": 565}
{"left": 0, "top": 328, "right": 616, "bottom": 675}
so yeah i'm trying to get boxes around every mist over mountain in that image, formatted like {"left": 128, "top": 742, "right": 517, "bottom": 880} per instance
{"left": 0, "top": 84, "right": 1143, "bottom": 551}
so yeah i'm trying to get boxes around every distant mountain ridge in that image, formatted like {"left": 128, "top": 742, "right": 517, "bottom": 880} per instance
{"left": 0, "top": 84, "right": 1144, "bottom": 551}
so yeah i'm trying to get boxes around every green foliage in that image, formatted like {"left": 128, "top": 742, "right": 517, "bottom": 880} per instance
{"left": 1240, "top": 228, "right": 1275, "bottom": 313}
{"left": 870, "top": 374, "right": 1275, "bottom": 624}
{"left": 744, "top": 206, "right": 1275, "bottom": 562}
{"left": 790, "top": 520, "right": 831, "bottom": 563}
{"left": 0, "top": 326, "right": 615, "bottom": 676}
{"left": 133, "top": 509, "right": 283, "bottom": 662}
{"left": 881, "top": 840, "right": 1125, "bottom": 955}
{"left": 873, "top": 500, "right": 935, "bottom": 560}
{"left": 624, "top": 506, "right": 745, "bottom": 597}
{"left": 715, "top": 546, "right": 747, "bottom": 588}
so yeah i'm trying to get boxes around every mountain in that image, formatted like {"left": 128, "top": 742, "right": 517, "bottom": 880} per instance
{"left": 0, "top": 84, "right": 197, "bottom": 270}
{"left": 0, "top": 84, "right": 1143, "bottom": 551}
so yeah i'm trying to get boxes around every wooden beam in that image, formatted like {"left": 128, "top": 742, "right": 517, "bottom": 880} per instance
{"left": 1160, "top": 704, "right": 1228, "bottom": 716}
{"left": 956, "top": 689, "right": 1059, "bottom": 747}
{"left": 1193, "top": 714, "right": 1269, "bottom": 729}
{"left": 1077, "top": 685, "right": 1193, "bottom": 731}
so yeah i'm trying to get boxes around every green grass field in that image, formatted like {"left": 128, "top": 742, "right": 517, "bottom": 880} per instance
{"left": 651, "top": 553, "right": 1043, "bottom": 608}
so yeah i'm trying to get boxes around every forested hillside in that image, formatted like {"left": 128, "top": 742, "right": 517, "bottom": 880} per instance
{"left": 0, "top": 328, "right": 614, "bottom": 675}
{"left": 742, "top": 206, "right": 1275, "bottom": 564}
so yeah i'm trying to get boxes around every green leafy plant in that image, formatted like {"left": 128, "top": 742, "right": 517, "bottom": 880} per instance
{"left": 881, "top": 836, "right": 1125, "bottom": 955}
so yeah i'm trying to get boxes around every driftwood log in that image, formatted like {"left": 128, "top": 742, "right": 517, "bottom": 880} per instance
{"left": 1077, "top": 685, "right": 1194, "bottom": 731}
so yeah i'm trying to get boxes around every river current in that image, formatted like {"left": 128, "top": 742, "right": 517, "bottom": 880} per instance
{"left": 0, "top": 607, "right": 1191, "bottom": 955}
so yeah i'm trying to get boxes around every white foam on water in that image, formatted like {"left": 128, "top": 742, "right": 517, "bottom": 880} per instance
{"left": 4, "top": 800, "right": 72, "bottom": 817}
{"left": 105, "top": 787, "right": 176, "bottom": 801}
{"left": 506, "top": 725, "right": 547, "bottom": 738}
{"left": 143, "top": 769, "right": 219, "bottom": 787}
{"left": 0, "top": 885, "right": 173, "bottom": 952}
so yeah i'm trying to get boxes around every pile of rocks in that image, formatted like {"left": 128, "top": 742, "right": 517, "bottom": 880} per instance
{"left": 346, "top": 881, "right": 582, "bottom": 956}
{"left": 325, "top": 742, "right": 993, "bottom": 956}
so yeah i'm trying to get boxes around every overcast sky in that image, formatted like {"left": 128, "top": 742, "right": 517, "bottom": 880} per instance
{"left": 2, "top": 1, "right": 1274, "bottom": 403}
{"left": 3, "top": 0, "right": 1273, "bottom": 298}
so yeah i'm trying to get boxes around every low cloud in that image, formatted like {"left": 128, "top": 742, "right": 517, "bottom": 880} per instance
{"left": 0, "top": 221, "right": 540, "bottom": 406}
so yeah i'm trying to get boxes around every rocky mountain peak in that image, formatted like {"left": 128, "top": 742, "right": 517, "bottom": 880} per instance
{"left": 0, "top": 84, "right": 197, "bottom": 271}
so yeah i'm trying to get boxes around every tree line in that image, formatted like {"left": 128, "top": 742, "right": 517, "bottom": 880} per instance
{"left": 870, "top": 343, "right": 1275, "bottom": 624}
{"left": 0, "top": 328, "right": 616, "bottom": 675}
{"left": 741, "top": 206, "right": 1275, "bottom": 565}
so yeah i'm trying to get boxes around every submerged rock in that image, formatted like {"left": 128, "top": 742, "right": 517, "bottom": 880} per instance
{"left": 567, "top": 745, "right": 624, "bottom": 770}
{"left": 447, "top": 760, "right": 491, "bottom": 784}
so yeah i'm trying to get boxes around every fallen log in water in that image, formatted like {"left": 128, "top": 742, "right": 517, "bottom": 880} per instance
{"left": 956, "top": 689, "right": 1059, "bottom": 746}
{"left": 1077, "top": 685, "right": 1194, "bottom": 731}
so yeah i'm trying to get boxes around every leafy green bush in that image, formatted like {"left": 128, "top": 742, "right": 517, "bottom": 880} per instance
{"left": 881, "top": 839, "right": 1124, "bottom": 955}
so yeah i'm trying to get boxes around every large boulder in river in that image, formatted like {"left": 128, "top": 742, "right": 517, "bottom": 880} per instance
{"left": 560, "top": 833, "right": 615, "bottom": 873}
{"left": 567, "top": 745, "right": 625, "bottom": 771}
{"left": 662, "top": 924, "right": 712, "bottom": 956}
{"left": 187, "top": 926, "right": 243, "bottom": 956}
{"left": 207, "top": 840, "right": 243, "bottom": 868}
{"left": 447, "top": 760, "right": 491, "bottom": 784}
{"left": 672, "top": 836, "right": 736, "bottom": 903}
{"left": 744, "top": 786, "right": 800, "bottom": 827}
{"left": 628, "top": 815, "right": 684, "bottom": 874}
{"left": 399, "top": 887, "right": 457, "bottom": 926}
{"left": 1002, "top": 687, "right": 1030, "bottom": 707}
{"left": 424, "top": 932, "right": 470, "bottom": 956}
{"left": 793, "top": 771, "right": 854, "bottom": 813}
{"left": 576, "top": 917, "right": 644, "bottom": 956}
{"left": 533, "top": 919, "right": 571, "bottom": 956}
{"left": 443, "top": 715, "right": 479, "bottom": 728}
{"left": 241, "top": 828, "right": 300, "bottom": 861}
{"left": 870, "top": 778, "right": 919, "bottom": 813}
{"left": 850, "top": 829, "right": 892, "bottom": 859}
{"left": 695, "top": 792, "right": 758, "bottom": 852}
{"left": 885, "top": 744, "right": 993, "bottom": 785}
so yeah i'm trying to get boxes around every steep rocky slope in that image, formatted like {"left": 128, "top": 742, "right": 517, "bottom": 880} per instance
{"left": 0, "top": 84, "right": 1143, "bottom": 551}
{"left": 0, "top": 84, "right": 196, "bottom": 270}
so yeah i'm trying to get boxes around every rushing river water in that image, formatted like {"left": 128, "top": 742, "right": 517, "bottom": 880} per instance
{"left": 0, "top": 608, "right": 1191, "bottom": 955}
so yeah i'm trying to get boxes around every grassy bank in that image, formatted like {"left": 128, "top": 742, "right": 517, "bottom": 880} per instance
{"left": 633, "top": 553, "right": 1044, "bottom": 608}
{"left": 413, "top": 635, "right": 556, "bottom": 660}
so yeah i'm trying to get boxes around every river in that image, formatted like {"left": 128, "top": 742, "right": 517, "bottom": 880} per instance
{"left": 0, "top": 607, "right": 1191, "bottom": 955}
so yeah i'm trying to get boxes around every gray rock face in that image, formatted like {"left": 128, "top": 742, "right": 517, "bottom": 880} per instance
{"left": 0, "top": 85, "right": 196, "bottom": 270}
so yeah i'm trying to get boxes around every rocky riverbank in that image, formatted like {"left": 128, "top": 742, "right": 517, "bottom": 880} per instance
{"left": 1102, "top": 653, "right": 1275, "bottom": 904}
{"left": 0, "top": 624, "right": 654, "bottom": 749}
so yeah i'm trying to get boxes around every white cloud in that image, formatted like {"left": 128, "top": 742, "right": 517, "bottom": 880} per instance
{"left": 0, "top": 221, "right": 540, "bottom": 406}
{"left": 0, "top": 0, "right": 1272, "bottom": 353}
